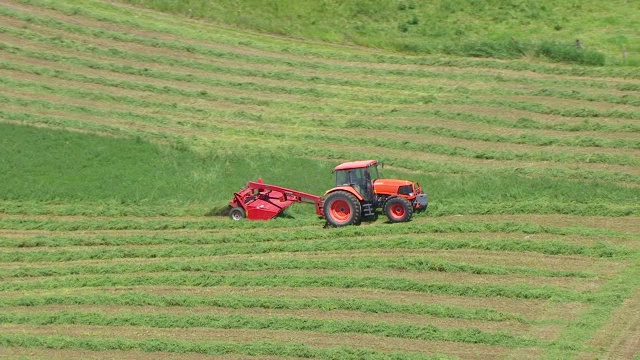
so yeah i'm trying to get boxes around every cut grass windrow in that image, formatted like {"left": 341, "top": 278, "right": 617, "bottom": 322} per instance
{"left": 0, "top": 256, "right": 596, "bottom": 280}
{"left": 0, "top": 226, "right": 634, "bottom": 261}
{"left": 0, "top": 309, "right": 545, "bottom": 348}
{"left": 426, "top": 109, "right": 639, "bottom": 134}
{"left": 0, "top": 333, "right": 451, "bottom": 360}
{"left": 0, "top": 272, "right": 587, "bottom": 302}
{"left": 0, "top": 291, "right": 529, "bottom": 324}
{"left": 0, "top": 217, "right": 632, "bottom": 242}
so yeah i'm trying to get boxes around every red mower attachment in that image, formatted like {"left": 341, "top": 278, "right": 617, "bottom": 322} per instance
{"left": 229, "top": 179, "right": 323, "bottom": 221}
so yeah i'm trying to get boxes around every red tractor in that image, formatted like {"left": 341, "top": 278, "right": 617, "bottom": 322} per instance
{"left": 229, "top": 160, "right": 427, "bottom": 227}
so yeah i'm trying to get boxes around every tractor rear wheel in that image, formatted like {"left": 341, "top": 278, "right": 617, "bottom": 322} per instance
{"left": 229, "top": 207, "right": 246, "bottom": 221}
{"left": 324, "top": 191, "right": 362, "bottom": 227}
{"left": 384, "top": 197, "right": 413, "bottom": 223}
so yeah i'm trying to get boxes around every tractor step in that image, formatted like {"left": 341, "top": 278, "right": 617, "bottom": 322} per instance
{"left": 362, "top": 203, "right": 375, "bottom": 217}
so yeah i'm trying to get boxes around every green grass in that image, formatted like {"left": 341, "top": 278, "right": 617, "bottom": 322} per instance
{"left": 0, "top": 0, "right": 638, "bottom": 358}
{"left": 0, "top": 122, "right": 336, "bottom": 206}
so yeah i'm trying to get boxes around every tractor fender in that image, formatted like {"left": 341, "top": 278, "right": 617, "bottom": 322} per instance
{"left": 324, "top": 186, "right": 364, "bottom": 201}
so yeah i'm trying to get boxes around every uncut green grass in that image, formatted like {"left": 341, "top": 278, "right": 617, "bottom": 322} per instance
{"left": 0, "top": 122, "right": 334, "bottom": 207}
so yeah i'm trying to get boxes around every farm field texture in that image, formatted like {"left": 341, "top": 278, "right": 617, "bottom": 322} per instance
{"left": 0, "top": 0, "right": 639, "bottom": 359}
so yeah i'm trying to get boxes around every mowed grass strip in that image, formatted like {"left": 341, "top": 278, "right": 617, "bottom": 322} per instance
{"left": 0, "top": 324, "right": 522, "bottom": 359}
{"left": 0, "top": 272, "right": 588, "bottom": 302}
{"left": 0, "top": 216, "right": 635, "bottom": 246}
{"left": 0, "top": 286, "right": 589, "bottom": 324}
{"left": 0, "top": 291, "right": 530, "bottom": 323}
{"left": 1, "top": 244, "right": 624, "bottom": 276}
{"left": 0, "top": 268, "right": 605, "bottom": 295}
{"left": 0, "top": 254, "right": 600, "bottom": 282}
{"left": 0, "top": 331, "right": 452, "bottom": 360}
{"left": 0, "top": 303, "right": 564, "bottom": 342}
{"left": 3, "top": 78, "right": 638, "bottom": 156}
{"left": 0, "top": 309, "right": 546, "bottom": 348}
{"left": 3, "top": 43, "right": 639, "bottom": 134}
{"left": 0, "top": 231, "right": 632, "bottom": 263}
{"left": 0, "top": 215, "right": 636, "bottom": 241}
{"left": 0, "top": 255, "right": 609, "bottom": 294}
{"left": 3, "top": 70, "right": 638, "bottom": 146}
{"left": 0, "top": 294, "right": 570, "bottom": 342}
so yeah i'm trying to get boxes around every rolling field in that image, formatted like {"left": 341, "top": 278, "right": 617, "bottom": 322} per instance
{"left": 0, "top": 0, "right": 639, "bottom": 359}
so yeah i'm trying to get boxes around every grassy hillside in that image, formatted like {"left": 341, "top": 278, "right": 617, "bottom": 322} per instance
{"left": 0, "top": 0, "right": 639, "bottom": 359}
{"left": 120, "top": 0, "right": 640, "bottom": 66}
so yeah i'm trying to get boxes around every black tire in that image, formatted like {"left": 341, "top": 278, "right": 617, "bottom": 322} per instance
{"left": 384, "top": 197, "right": 413, "bottom": 223}
{"left": 323, "top": 191, "right": 362, "bottom": 227}
{"left": 229, "top": 207, "right": 246, "bottom": 221}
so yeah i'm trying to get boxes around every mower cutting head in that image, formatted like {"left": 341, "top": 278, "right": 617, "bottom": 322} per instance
{"left": 229, "top": 179, "right": 324, "bottom": 221}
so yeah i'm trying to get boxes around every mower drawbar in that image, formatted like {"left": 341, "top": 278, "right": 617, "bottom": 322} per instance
{"left": 229, "top": 179, "right": 323, "bottom": 221}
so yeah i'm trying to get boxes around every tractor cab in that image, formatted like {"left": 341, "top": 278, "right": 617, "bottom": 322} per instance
{"left": 333, "top": 160, "right": 379, "bottom": 201}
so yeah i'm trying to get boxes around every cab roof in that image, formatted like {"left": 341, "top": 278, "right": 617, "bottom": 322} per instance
{"left": 333, "top": 160, "right": 377, "bottom": 171}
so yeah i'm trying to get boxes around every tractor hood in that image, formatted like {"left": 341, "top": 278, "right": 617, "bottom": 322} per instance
{"left": 374, "top": 179, "right": 413, "bottom": 187}
{"left": 373, "top": 178, "right": 415, "bottom": 196}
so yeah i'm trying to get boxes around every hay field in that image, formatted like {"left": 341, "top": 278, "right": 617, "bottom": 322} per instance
{"left": 0, "top": 1, "right": 638, "bottom": 359}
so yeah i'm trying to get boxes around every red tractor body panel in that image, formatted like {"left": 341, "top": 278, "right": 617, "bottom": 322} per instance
{"left": 324, "top": 186, "right": 364, "bottom": 201}
{"left": 373, "top": 179, "right": 413, "bottom": 195}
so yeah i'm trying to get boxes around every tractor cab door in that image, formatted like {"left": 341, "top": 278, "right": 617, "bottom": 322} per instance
{"left": 335, "top": 166, "right": 376, "bottom": 201}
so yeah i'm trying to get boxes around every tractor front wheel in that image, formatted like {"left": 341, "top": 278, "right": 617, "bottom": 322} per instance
{"left": 229, "top": 207, "right": 246, "bottom": 221}
{"left": 384, "top": 197, "right": 413, "bottom": 223}
{"left": 323, "top": 191, "right": 362, "bottom": 227}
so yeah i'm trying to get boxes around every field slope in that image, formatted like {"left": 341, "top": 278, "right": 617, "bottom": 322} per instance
{"left": 0, "top": 0, "right": 639, "bottom": 359}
